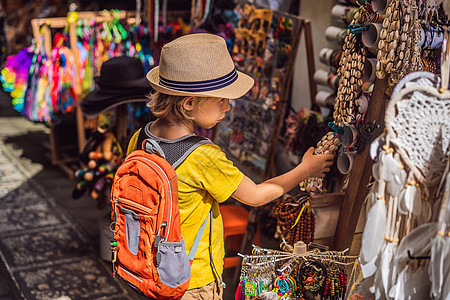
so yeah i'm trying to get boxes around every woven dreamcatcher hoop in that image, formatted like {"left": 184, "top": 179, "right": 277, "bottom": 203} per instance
{"left": 384, "top": 71, "right": 450, "bottom": 184}
{"left": 384, "top": 26, "right": 450, "bottom": 185}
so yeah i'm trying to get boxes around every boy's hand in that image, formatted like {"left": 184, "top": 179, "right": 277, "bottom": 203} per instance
{"left": 301, "top": 147, "right": 335, "bottom": 178}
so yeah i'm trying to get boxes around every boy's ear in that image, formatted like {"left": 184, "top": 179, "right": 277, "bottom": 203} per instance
{"left": 182, "top": 97, "right": 195, "bottom": 111}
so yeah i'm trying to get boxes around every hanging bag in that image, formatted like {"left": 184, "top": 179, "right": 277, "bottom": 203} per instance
{"left": 110, "top": 128, "right": 212, "bottom": 299}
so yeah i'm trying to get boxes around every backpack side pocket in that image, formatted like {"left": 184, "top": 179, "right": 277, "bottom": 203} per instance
{"left": 156, "top": 238, "right": 191, "bottom": 287}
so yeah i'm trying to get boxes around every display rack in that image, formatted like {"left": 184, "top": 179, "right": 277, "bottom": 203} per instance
{"left": 221, "top": 7, "right": 318, "bottom": 284}
{"left": 31, "top": 13, "right": 86, "bottom": 176}
{"left": 214, "top": 10, "right": 317, "bottom": 183}
{"left": 30, "top": 11, "right": 134, "bottom": 177}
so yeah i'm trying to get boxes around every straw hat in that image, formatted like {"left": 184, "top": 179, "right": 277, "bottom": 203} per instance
{"left": 81, "top": 56, "right": 151, "bottom": 117}
{"left": 147, "top": 33, "right": 254, "bottom": 99}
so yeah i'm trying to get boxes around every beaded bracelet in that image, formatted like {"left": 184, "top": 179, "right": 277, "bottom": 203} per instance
{"left": 273, "top": 275, "right": 294, "bottom": 298}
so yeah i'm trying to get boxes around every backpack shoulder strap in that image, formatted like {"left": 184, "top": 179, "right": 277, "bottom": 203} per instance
{"left": 188, "top": 209, "right": 212, "bottom": 261}
{"left": 137, "top": 122, "right": 213, "bottom": 168}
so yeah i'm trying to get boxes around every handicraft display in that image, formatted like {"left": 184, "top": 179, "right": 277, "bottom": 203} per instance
{"left": 0, "top": 9, "right": 189, "bottom": 125}
{"left": 374, "top": 0, "right": 423, "bottom": 86}
{"left": 350, "top": 31, "right": 450, "bottom": 299}
{"left": 301, "top": 1, "right": 448, "bottom": 195}
{"left": 235, "top": 245, "right": 355, "bottom": 300}
{"left": 215, "top": 5, "right": 301, "bottom": 179}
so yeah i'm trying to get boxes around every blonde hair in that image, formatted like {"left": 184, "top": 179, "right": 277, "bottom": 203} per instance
{"left": 147, "top": 91, "right": 212, "bottom": 122}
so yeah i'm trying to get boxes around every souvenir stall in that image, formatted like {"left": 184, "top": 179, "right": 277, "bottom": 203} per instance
{"left": 232, "top": 0, "right": 450, "bottom": 299}
{"left": 73, "top": 0, "right": 233, "bottom": 209}
{"left": 0, "top": 9, "right": 146, "bottom": 173}
{"left": 73, "top": 7, "right": 191, "bottom": 209}
{"left": 0, "top": 6, "right": 186, "bottom": 208}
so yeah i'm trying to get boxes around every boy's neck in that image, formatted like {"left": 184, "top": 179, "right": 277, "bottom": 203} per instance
{"left": 150, "top": 119, "right": 194, "bottom": 140}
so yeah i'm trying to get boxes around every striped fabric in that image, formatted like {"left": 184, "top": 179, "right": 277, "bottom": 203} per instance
{"left": 159, "top": 68, "right": 238, "bottom": 92}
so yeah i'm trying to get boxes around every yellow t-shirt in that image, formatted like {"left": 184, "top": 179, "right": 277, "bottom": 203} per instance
{"left": 126, "top": 129, "right": 244, "bottom": 289}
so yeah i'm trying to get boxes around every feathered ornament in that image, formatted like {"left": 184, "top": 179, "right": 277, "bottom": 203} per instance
{"left": 429, "top": 160, "right": 450, "bottom": 299}
{"left": 357, "top": 25, "right": 450, "bottom": 300}
{"left": 395, "top": 222, "right": 436, "bottom": 266}
{"left": 360, "top": 145, "right": 388, "bottom": 277}
{"left": 360, "top": 198, "right": 387, "bottom": 277}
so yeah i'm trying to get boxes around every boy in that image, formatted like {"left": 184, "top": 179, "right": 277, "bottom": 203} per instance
{"left": 127, "top": 33, "right": 334, "bottom": 299}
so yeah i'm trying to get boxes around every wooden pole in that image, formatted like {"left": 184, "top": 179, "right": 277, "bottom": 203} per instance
{"left": 303, "top": 20, "right": 318, "bottom": 112}
{"left": 69, "top": 19, "right": 86, "bottom": 152}
{"left": 332, "top": 76, "right": 388, "bottom": 251}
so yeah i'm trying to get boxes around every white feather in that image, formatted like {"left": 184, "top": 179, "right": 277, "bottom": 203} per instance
{"left": 372, "top": 160, "right": 381, "bottom": 181}
{"left": 360, "top": 200, "right": 387, "bottom": 264}
{"left": 395, "top": 222, "right": 436, "bottom": 266}
{"left": 383, "top": 152, "right": 399, "bottom": 182}
{"left": 370, "top": 137, "right": 380, "bottom": 160}
{"left": 360, "top": 252, "right": 378, "bottom": 278}
{"left": 380, "top": 242, "right": 395, "bottom": 297}
{"left": 388, "top": 166, "right": 406, "bottom": 197}
{"left": 429, "top": 234, "right": 446, "bottom": 298}
{"left": 380, "top": 152, "right": 396, "bottom": 182}
{"left": 405, "top": 185, "right": 416, "bottom": 214}
{"left": 390, "top": 266, "right": 406, "bottom": 299}
{"left": 398, "top": 188, "right": 408, "bottom": 215}
{"left": 372, "top": 243, "right": 387, "bottom": 299}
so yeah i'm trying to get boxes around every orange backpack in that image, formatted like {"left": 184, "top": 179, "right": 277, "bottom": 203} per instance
{"left": 110, "top": 128, "right": 211, "bottom": 299}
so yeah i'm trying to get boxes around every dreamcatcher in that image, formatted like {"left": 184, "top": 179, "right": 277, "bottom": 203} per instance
{"left": 355, "top": 28, "right": 450, "bottom": 300}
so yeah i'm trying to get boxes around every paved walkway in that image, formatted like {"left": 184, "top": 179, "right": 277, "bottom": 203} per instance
{"left": 0, "top": 91, "right": 141, "bottom": 299}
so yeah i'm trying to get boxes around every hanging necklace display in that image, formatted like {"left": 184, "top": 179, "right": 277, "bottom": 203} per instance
{"left": 298, "top": 4, "right": 384, "bottom": 196}
{"left": 353, "top": 26, "right": 450, "bottom": 299}
{"left": 375, "top": 0, "right": 424, "bottom": 86}
{"left": 297, "top": 260, "right": 326, "bottom": 295}
{"left": 273, "top": 193, "right": 316, "bottom": 246}
{"left": 235, "top": 245, "right": 356, "bottom": 299}
{"left": 298, "top": 131, "right": 341, "bottom": 194}
{"left": 333, "top": 4, "right": 373, "bottom": 127}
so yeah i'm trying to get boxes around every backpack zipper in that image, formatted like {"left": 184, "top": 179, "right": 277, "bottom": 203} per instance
{"left": 117, "top": 197, "right": 153, "bottom": 215}
{"left": 119, "top": 266, "right": 144, "bottom": 283}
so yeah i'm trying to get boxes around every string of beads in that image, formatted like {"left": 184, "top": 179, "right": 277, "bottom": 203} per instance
{"left": 273, "top": 193, "right": 316, "bottom": 246}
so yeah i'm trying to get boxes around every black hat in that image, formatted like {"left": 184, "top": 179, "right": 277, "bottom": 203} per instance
{"left": 81, "top": 56, "right": 151, "bottom": 117}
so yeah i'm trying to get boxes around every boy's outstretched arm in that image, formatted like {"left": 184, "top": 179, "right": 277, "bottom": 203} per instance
{"left": 232, "top": 147, "right": 334, "bottom": 207}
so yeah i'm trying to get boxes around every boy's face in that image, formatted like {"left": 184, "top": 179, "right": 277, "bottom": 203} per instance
{"left": 189, "top": 98, "right": 231, "bottom": 129}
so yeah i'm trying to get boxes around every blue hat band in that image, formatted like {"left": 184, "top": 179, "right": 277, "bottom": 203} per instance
{"left": 159, "top": 68, "right": 238, "bottom": 93}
